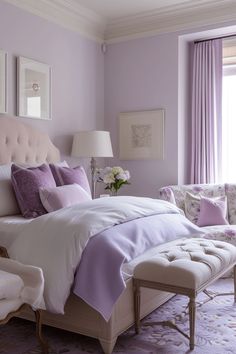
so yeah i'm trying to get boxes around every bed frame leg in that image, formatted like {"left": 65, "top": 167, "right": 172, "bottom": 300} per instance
{"left": 133, "top": 279, "right": 141, "bottom": 334}
{"left": 99, "top": 337, "right": 117, "bottom": 354}
{"left": 34, "top": 309, "right": 49, "bottom": 353}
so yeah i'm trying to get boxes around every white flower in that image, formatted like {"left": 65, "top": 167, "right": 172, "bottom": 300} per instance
{"left": 96, "top": 166, "right": 130, "bottom": 188}
{"left": 103, "top": 166, "right": 112, "bottom": 174}
{"left": 116, "top": 170, "right": 130, "bottom": 181}
{"left": 124, "top": 170, "right": 130, "bottom": 180}
{"left": 103, "top": 173, "right": 115, "bottom": 184}
{"left": 112, "top": 166, "right": 124, "bottom": 175}
{"left": 116, "top": 173, "right": 127, "bottom": 181}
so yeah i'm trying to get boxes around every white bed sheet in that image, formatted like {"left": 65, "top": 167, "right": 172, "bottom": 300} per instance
{"left": 0, "top": 215, "right": 32, "bottom": 249}
{"left": 0, "top": 214, "right": 187, "bottom": 282}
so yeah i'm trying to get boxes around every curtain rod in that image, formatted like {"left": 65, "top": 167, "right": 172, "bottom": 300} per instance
{"left": 194, "top": 34, "right": 236, "bottom": 43}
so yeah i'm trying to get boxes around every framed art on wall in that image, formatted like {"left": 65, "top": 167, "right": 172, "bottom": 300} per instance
{"left": 17, "top": 56, "right": 51, "bottom": 120}
{"left": 0, "top": 50, "right": 7, "bottom": 114}
{"left": 119, "top": 109, "right": 164, "bottom": 160}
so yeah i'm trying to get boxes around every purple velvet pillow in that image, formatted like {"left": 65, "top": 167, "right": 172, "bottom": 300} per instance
{"left": 39, "top": 184, "right": 92, "bottom": 212}
{"left": 11, "top": 164, "right": 56, "bottom": 218}
{"left": 49, "top": 164, "right": 91, "bottom": 196}
{"left": 197, "top": 196, "right": 228, "bottom": 227}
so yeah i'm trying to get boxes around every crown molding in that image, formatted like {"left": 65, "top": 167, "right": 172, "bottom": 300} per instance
{"left": 105, "top": 0, "right": 236, "bottom": 43}
{"left": 4, "top": 0, "right": 236, "bottom": 44}
{"left": 4, "top": 0, "right": 106, "bottom": 42}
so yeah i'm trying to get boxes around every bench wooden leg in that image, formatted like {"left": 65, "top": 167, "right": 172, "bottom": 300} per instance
{"left": 189, "top": 296, "right": 196, "bottom": 350}
{"left": 133, "top": 280, "right": 141, "bottom": 334}
{"left": 34, "top": 310, "right": 49, "bottom": 353}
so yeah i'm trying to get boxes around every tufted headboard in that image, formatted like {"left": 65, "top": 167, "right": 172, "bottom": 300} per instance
{"left": 0, "top": 116, "right": 60, "bottom": 164}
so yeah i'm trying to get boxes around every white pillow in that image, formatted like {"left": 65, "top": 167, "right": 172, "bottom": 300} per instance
{"left": 39, "top": 183, "right": 92, "bottom": 212}
{"left": 0, "top": 165, "right": 20, "bottom": 216}
{"left": 57, "top": 160, "right": 69, "bottom": 167}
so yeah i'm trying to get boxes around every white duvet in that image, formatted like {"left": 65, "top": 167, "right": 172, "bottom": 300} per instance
{"left": 9, "top": 196, "right": 182, "bottom": 314}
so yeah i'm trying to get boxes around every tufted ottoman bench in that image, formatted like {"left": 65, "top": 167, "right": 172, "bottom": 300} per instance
{"left": 133, "top": 238, "right": 236, "bottom": 350}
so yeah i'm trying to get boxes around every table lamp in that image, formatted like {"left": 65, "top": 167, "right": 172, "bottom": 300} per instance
{"left": 71, "top": 130, "right": 113, "bottom": 198}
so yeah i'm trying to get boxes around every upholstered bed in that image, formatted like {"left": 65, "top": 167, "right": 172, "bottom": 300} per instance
{"left": 0, "top": 116, "right": 202, "bottom": 354}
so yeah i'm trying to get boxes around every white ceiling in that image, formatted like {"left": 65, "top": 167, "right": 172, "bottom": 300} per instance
{"left": 74, "top": 0, "right": 217, "bottom": 21}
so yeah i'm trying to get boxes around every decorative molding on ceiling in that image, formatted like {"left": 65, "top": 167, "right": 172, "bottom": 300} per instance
{"left": 4, "top": 0, "right": 236, "bottom": 43}
{"left": 105, "top": 0, "right": 236, "bottom": 43}
{"left": 4, "top": 0, "right": 106, "bottom": 42}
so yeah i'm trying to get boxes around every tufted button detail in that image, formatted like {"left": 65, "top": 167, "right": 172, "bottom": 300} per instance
{"left": 199, "top": 243, "right": 209, "bottom": 247}
{"left": 0, "top": 116, "right": 60, "bottom": 165}
{"left": 134, "top": 238, "right": 236, "bottom": 291}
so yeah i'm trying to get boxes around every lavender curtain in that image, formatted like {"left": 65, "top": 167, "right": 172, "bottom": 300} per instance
{"left": 190, "top": 39, "right": 222, "bottom": 184}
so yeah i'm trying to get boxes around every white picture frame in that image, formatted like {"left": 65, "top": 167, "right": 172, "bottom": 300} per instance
{"left": 119, "top": 109, "right": 164, "bottom": 160}
{"left": 17, "top": 56, "right": 51, "bottom": 120}
{"left": 0, "top": 50, "right": 7, "bottom": 114}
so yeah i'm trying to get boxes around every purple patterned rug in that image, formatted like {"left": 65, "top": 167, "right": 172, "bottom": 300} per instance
{"left": 0, "top": 279, "right": 235, "bottom": 354}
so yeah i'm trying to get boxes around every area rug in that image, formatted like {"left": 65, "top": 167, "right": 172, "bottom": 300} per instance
{"left": 0, "top": 279, "right": 235, "bottom": 354}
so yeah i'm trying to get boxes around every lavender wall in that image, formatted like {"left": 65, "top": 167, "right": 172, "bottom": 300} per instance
{"left": 0, "top": 1, "right": 104, "bottom": 168}
{"left": 104, "top": 33, "right": 179, "bottom": 197}
{"left": 104, "top": 23, "right": 236, "bottom": 197}
{"left": 2, "top": 1, "right": 236, "bottom": 197}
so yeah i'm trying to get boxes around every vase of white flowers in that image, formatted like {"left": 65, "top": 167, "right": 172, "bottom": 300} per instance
{"left": 95, "top": 166, "right": 130, "bottom": 196}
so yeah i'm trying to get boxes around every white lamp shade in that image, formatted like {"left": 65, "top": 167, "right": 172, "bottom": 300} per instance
{"left": 71, "top": 131, "right": 113, "bottom": 158}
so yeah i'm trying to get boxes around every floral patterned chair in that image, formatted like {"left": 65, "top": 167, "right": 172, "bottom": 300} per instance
{"left": 159, "top": 183, "right": 236, "bottom": 247}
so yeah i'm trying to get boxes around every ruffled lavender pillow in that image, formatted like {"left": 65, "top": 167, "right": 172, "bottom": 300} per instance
{"left": 49, "top": 164, "right": 91, "bottom": 196}
{"left": 197, "top": 196, "right": 228, "bottom": 227}
{"left": 39, "top": 184, "right": 92, "bottom": 212}
{"left": 11, "top": 164, "right": 56, "bottom": 218}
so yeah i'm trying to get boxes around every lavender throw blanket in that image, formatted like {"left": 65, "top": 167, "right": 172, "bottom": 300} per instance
{"left": 74, "top": 213, "right": 202, "bottom": 321}
{"left": 9, "top": 196, "right": 202, "bottom": 317}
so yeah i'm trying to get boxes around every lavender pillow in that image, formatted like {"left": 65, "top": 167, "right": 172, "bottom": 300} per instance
{"left": 197, "top": 196, "right": 228, "bottom": 227}
{"left": 159, "top": 187, "right": 176, "bottom": 205}
{"left": 49, "top": 164, "right": 91, "bottom": 196}
{"left": 39, "top": 184, "right": 92, "bottom": 212}
{"left": 11, "top": 164, "right": 56, "bottom": 218}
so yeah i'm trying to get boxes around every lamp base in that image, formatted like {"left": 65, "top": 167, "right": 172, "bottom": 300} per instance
{"left": 90, "top": 157, "right": 97, "bottom": 199}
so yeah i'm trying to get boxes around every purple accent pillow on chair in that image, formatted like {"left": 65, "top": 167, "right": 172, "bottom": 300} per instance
{"left": 11, "top": 164, "right": 56, "bottom": 218}
{"left": 49, "top": 165, "right": 91, "bottom": 196}
{"left": 197, "top": 196, "right": 228, "bottom": 227}
{"left": 39, "top": 184, "right": 92, "bottom": 212}
{"left": 159, "top": 187, "right": 176, "bottom": 205}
